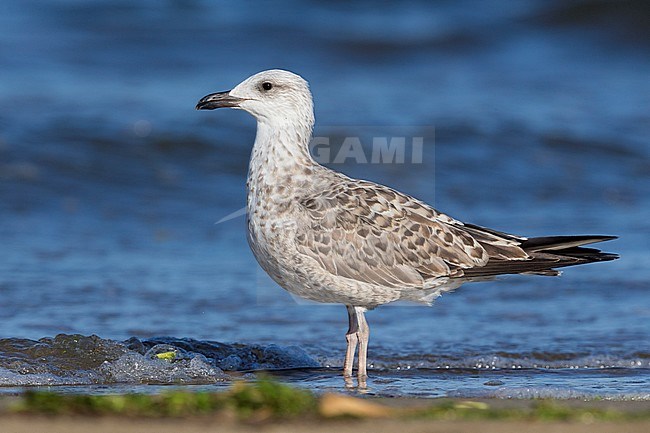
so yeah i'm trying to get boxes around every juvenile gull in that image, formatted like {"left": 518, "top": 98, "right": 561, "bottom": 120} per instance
{"left": 196, "top": 70, "right": 618, "bottom": 381}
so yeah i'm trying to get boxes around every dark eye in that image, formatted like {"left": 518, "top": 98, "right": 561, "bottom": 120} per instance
{"left": 262, "top": 82, "right": 273, "bottom": 91}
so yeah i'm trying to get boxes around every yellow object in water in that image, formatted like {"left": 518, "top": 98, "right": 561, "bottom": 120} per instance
{"left": 155, "top": 351, "right": 176, "bottom": 361}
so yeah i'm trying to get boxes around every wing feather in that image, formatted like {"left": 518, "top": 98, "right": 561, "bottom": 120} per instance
{"left": 294, "top": 180, "right": 521, "bottom": 288}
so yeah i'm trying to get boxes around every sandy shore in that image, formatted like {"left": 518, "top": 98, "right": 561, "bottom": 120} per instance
{"left": 3, "top": 397, "right": 650, "bottom": 433}
{"left": 1, "top": 414, "right": 649, "bottom": 433}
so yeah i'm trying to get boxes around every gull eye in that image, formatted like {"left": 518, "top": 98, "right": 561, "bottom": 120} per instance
{"left": 262, "top": 82, "right": 273, "bottom": 91}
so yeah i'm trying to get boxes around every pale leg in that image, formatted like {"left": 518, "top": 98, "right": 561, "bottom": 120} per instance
{"left": 356, "top": 308, "right": 369, "bottom": 379}
{"left": 343, "top": 305, "right": 370, "bottom": 380}
{"left": 343, "top": 305, "right": 359, "bottom": 377}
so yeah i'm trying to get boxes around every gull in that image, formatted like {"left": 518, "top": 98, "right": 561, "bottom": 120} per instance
{"left": 196, "top": 69, "right": 618, "bottom": 382}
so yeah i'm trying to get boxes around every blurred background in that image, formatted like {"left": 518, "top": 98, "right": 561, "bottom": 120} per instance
{"left": 0, "top": 0, "right": 648, "bottom": 396}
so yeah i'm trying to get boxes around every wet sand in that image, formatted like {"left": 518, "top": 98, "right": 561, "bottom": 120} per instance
{"left": 2, "top": 414, "right": 649, "bottom": 433}
{"left": 2, "top": 398, "right": 649, "bottom": 433}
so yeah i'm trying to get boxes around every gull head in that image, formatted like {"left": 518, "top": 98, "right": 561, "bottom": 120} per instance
{"left": 196, "top": 69, "right": 314, "bottom": 127}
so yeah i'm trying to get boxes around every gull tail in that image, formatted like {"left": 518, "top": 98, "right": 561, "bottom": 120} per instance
{"left": 462, "top": 235, "right": 618, "bottom": 278}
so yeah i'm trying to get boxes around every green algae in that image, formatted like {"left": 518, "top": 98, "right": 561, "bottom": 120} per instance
{"left": 8, "top": 379, "right": 650, "bottom": 422}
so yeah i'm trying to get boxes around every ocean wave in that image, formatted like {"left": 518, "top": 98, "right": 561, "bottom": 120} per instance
{"left": 0, "top": 334, "right": 318, "bottom": 387}
{"left": 365, "top": 353, "right": 650, "bottom": 371}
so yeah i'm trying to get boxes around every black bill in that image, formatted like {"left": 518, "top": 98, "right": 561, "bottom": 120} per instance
{"left": 195, "top": 91, "right": 244, "bottom": 110}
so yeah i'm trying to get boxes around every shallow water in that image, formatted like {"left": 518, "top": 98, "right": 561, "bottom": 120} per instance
{"left": 1, "top": 0, "right": 649, "bottom": 398}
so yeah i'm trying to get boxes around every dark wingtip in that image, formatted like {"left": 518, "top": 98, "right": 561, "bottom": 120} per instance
{"left": 600, "top": 253, "right": 620, "bottom": 261}
{"left": 522, "top": 235, "right": 618, "bottom": 252}
{"left": 589, "top": 235, "right": 618, "bottom": 242}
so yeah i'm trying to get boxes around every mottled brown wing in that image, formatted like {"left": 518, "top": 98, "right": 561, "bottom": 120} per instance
{"left": 294, "top": 180, "right": 517, "bottom": 288}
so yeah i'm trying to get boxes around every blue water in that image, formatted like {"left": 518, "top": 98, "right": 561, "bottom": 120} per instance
{"left": 1, "top": 0, "right": 649, "bottom": 398}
